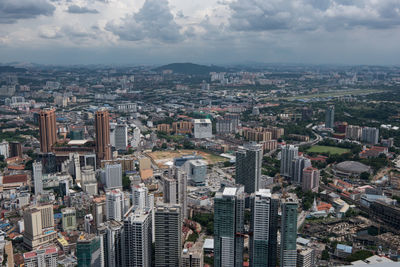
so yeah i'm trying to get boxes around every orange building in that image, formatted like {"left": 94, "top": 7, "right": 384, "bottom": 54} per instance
{"left": 95, "top": 109, "right": 111, "bottom": 162}
{"left": 38, "top": 108, "right": 57, "bottom": 153}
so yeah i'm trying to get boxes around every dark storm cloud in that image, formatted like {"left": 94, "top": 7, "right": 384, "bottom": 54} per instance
{"left": 106, "top": 0, "right": 182, "bottom": 43}
{"left": 67, "top": 5, "right": 99, "bottom": 14}
{"left": 228, "top": 0, "right": 400, "bottom": 32}
{"left": 0, "top": 0, "right": 55, "bottom": 24}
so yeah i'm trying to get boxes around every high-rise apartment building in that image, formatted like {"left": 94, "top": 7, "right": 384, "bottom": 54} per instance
{"left": 163, "top": 167, "right": 188, "bottom": 219}
{"left": 61, "top": 207, "right": 77, "bottom": 231}
{"left": 361, "top": 127, "right": 379, "bottom": 145}
{"left": 249, "top": 189, "right": 279, "bottom": 267}
{"left": 154, "top": 204, "right": 182, "bottom": 267}
{"left": 291, "top": 157, "right": 311, "bottom": 184}
{"left": 76, "top": 234, "right": 102, "bottom": 267}
{"left": 280, "top": 197, "right": 298, "bottom": 267}
{"left": 214, "top": 186, "right": 245, "bottom": 267}
{"left": 23, "top": 247, "right": 58, "bottom": 267}
{"left": 236, "top": 143, "right": 263, "bottom": 194}
{"left": 81, "top": 166, "right": 98, "bottom": 196}
{"left": 345, "top": 125, "right": 362, "bottom": 140}
{"left": 95, "top": 109, "right": 111, "bottom": 162}
{"left": 38, "top": 108, "right": 57, "bottom": 153}
{"left": 280, "top": 145, "right": 299, "bottom": 178}
{"left": 23, "top": 204, "right": 57, "bottom": 250}
{"left": 325, "top": 105, "right": 335, "bottom": 129}
{"left": 105, "top": 163, "right": 122, "bottom": 189}
{"left": 33, "top": 161, "right": 43, "bottom": 196}
{"left": 302, "top": 167, "right": 320, "bottom": 193}
{"left": 123, "top": 209, "right": 152, "bottom": 267}
{"left": 297, "top": 247, "right": 316, "bottom": 267}
{"left": 103, "top": 220, "right": 123, "bottom": 267}
{"left": 106, "top": 189, "right": 124, "bottom": 222}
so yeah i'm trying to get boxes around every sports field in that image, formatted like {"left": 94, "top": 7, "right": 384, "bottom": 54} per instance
{"left": 307, "top": 145, "right": 350, "bottom": 155}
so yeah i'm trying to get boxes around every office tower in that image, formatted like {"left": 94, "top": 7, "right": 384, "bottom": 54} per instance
{"left": 297, "top": 247, "right": 316, "bottom": 267}
{"left": 280, "top": 197, "right": 298, "bottom": 267}
{"left": 123, "top": 209, "right": 152, "bottom": 267}
{"left": 291, "top": 157, "right": 311, "bottom": 184}
{"left": 105, "top": 163, "right": 122, "bottom": 189}
{"left": 163, "top": 167, "right": 188, "bottom": 219}
{"left": 131, "top": 126, "right": 141, "bottom": 148}
{"left": 345, "top": 125, "right": 362, "bottom": 140}
{"left": 184, "top": 159, "right": 207, "bottom": 186}
{"left": 77, "top": 234, "right": 102, "bottom": 267}
{"left": 155, "top": 204, "right": 182, "bottom": 267}
{"left": 23, "top": 204, "right": 57, "bottom": 250}
{"left": 33, "top": 162, "right": 43, "bottom": 196}
{"left": 81, "top": 166, "right": 98, "bottom": 196}
{"left": 236, "top": 143, "right": 263, "bottom": 194}
{"left": 106, "top": 189, "right": 124, "bottom": 222}
{"left": 23, "top": 247, "right": 58, "bottom": 267}
{"left": 37, "top": 152, "right": 57, "bottom": 174}
{"left": 325, "top": 105, "right": 335, "bottom": 129}
{"left": 0, "top": 140, "right": 9, "bottom": 159}
{"left": 109, "top": 122, "right": 117, "bottom": 148}
{"left": 38, "top": 108, "right": 57, "bottom": 153}
{"left": 214, "top": 186, "right": 245, "bottom": 267}
{"left": 280, "top": 145, "right": 298, "bottom": 178}
{"left": 95, "top": 109, "right": 111, "bottom": 162}
{"left": 249, "top": 189, "right": 279, "bottom": 267}
{"left": 9, "top": 141, "right": 22, "bottom": 158}
{"left": 193, "top": 119, "right": 213, "bottom": 138}
{"left": 104, "top": 220, "right": 123, "bottom": 267}
{"left": 302, "top": 167, "right": 320, "bottom": 193}
{"left": 361, "top": 127, "right": 379, "bottom": 144}
{"left": 61, "top": 207, "right": 77, "bottom": 231}
{"left": 84, "top": 154, "right": 97, "bottom": 170}
{"left": 59, "top": 179, "right": 70, "bottom": 197}
{"left": 115, "top": 124, "right": 128, "bottom": 151}
{"left": 132, "top": 184, "right": 151, "bottom": 210}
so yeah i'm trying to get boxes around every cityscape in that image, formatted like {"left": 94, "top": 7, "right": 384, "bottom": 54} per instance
{"left": 1, "top": 0, "right": 400, "bottom": 267}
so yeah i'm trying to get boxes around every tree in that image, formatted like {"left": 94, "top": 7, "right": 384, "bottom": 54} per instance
{"left": 122, "top": 175, "right": 131, "bottom": 190}
{"left": 360, "top": 172, "right": 370, "bottom": 181}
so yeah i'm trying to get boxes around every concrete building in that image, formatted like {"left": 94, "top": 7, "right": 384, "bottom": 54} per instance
{"left": 81, "top": 166, "right": 98, "bottom": 196}
{"left": 280, "top": 197, "right": 298, "bottom": 267}
{"left": 214, "top": 187, "right": 245, "bottom": 267}
{"left": 105, "top": 163, "right": 122, "bottom": 190}
{"left": 193, "top": 119, "right": 212, "bottom": 139}
{"left": 0, "top": 140, "right": 9, "bottom": 159}
{"left": 33, "top": 161, "right": 43, "bottom": 196}
{"left": 325, "top": 105, "right": 335, "bottom": 129}
{"left": 361, "top": 127, "right": 379, "bottom": 145}
{"left": 38, "top": 108, "right": 57, "bottom": 153}
{"left": 291, "top": 157, "right": 311, "bottom": 184}
{"left": 302, "top": 167, "right": 320, "bottom": 193}
{"left": 23, "top": 205, "right": 57, "bottom": 250}
{"left": 123, "top": 209, "right": 152, "bottom": 267}
{"left": 296, "top": 246, "right": 315, "bottom": 267}
{"left": 103, "top": 220, "right": 123, "bottom": 267}
{"left": 216, "top": 117, "right": 234, "bottom": 134}
{"left": 249, "top": 189, "right": 279, "bottom": 267}
{"left": 61, "top": 208, "right": 77, "bottom": 231}
{"left": 155, "top": 204, "right": 182, "bottom": 267}
{"left": 115, "top": 124, "right": 128, "bottom": 151}
{"left": 9, "top": 141, "right": 22, "bottom": 158}
{"left": 163, "top": 167, "right": 188, "bottom": 219}
{"left": 106, "top": 189, "right": 124, "bottom": 222}
{"left": 23, "top": 247, "right": 58, "bottom": 267}
{"left": 184, "top": 159, "right": 207, "bottom": 186}
{"left": 280, "top": 145, "right": 298, "bottom": 178}
{"left": 76, "top": 234, "right": 102, "bottom": 267}
{"left": 182, "top": 245, "right": 204, "bottom": 267}
{"left": 236, "top": 143, "right": 263, "bottom": 194}
{"left": 345, "top": 125, "right": 362, "bottom": 140}
{"left": 95, "top": 109, "right": 111, "bottom": 163}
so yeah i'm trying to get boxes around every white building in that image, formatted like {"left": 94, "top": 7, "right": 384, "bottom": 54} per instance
{"left": 106, "top": 189, "right": 124, "bottom": 222}
{"left": 115, "top": 124, "right": 128, "bottom": 151}
{"left": 33, "top": 162, "right": 43, "bottom": 196}
{"left": 105, "top": 163, "right": 122, "bottom": 189}
{"left": 194, "top": 119, "right": 212, "bottom": 139}
{"left": 23, "top": 247, "right": 58, "bottom": 267}
{"left": 0, "top": 140, "right": 9, "bottom": 159}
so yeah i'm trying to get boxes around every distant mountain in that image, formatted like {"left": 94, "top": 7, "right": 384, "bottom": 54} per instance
{"left": 153, "top": 63, "right": 226, "bottom": 75}
{"left": 0, "top": 66, "right": 27, "bottom": 73}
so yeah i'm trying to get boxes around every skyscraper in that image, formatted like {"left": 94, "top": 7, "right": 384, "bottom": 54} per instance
{"left": 32, "top": 161, "right": 43, "bottom": 196}
{"left": 95, "top": 109, "right": 111, "bottom": 163}
{"left": 302, "top": 167, "right": 320, "bottom": 193}
{"left": 105, "top": 163, "right": 122, "bottom": 190}
{"left": 236, "top": 143, "right": 263, "bottom": 194}
{"left": 280, "top": 145, "right": 299, "bottom": 178}
{"left": 325, "top": 105, "right": 335, "bottom": 129}
{"left": 103, "top": 220, "right": 123, "bottom": 267}
{"left": 106, "top": 189, "right": 124, "bottom": 222}
{"left": 163, "top": 167, "right": 188, "bottom": 219}
{"left": 214, "top": 186, "right": 245, "bottom": 267}
{"left": 249, "top": 189, "right": 279, "bottom": 267}
{"left": 291, "top": 156, "right": 311, "bottom": 184}
{"left": 38, "top": 108, "right": 57, "bottom": 153}
{"left": 155, "top": 204, "right": 182, "bottom": 267}
{"left": 123, "top": 209, "right": 152, "bottom": 267}
{"left": 361, "top": 127, "right": 379, "bottom": 144}
{"left": 115, "top": 124, "right": 128, "bottom": 151}
{"left": 280, "top": 197, "right": 298, "bottom": 267}
{"left": 76, "top": 234, "right": 102, "bottom": 267}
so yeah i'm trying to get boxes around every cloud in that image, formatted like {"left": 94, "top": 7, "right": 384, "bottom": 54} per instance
{"left": 67, "top": 5, "right": 99, "bottom": 14}
{"left": 0, "top": 0, "right": 55, "bottom": 24}
{"left": 227, "top": 0, "right": 400, "bottom": 32}
{"left": 106, "top": 0, "right": 183, "bottom": 43}
{"left": 38, "top": 27, "right": 63, "bottom": 39}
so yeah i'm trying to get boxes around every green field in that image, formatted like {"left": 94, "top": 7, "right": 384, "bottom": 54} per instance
{"left": 307, "top": 145, "right": 350, "bottom": 155}
{"left": 263, "top": 89, "right": 382, "bottom": 101}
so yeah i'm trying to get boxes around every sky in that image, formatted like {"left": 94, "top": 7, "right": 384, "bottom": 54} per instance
{"left": 0, "top": 0, "right": 400, "bottom": 65}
